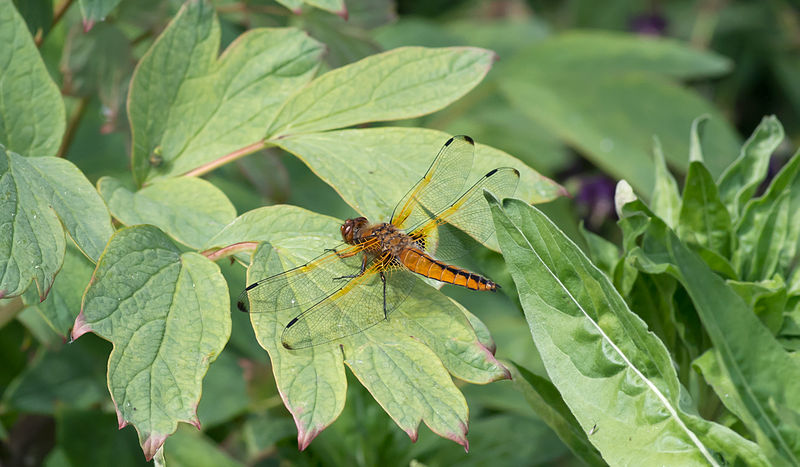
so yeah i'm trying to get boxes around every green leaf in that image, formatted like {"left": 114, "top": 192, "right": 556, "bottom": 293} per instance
{"left": 77, "top": 0, "right": 123, "bottom": 28}
{"left": 718, "top": 116, "right": 785, "bottom": 220}
{"left": 623, "top": 202, "right": 800, "bottom": 465}
{"left": 0, "top": 0, "right": 65, "bottom": 157}
{"left": 11, "top": 0, "right": 52, "bottom": 37}
{"left": 578, "top": 222, "right": 619, "bottom": 276}
{"left": 276, "top": 0, "right": 347, "bottom": 16}
{"left": 163, "top": 425, "right": 244, "bottom": 467}
{"left": 509, "top": 363, "right": 605, "bottom": 466}
{"left": 22, "top": 241, "right": 94, "bottom": 336}
{"left": 272, "top": 127, "right": 563, "bottom": 245}
{"left": 98, "top": 176, "right": 237, "bottom": 249}
{"left": 677, "top": 161, "right": 732, "bottom": 258}
{"left": 733, "top": 149, "right": 800, "bottom": 282}
{"left": 498, "top": 37, "right": 740, "bottom": 192}
{"left": 129, "top": 0, "right": 324, "bottom": 184}
{"left": 1, "top": 147, "right": 113, "bottom": 298}
{"left": 72, "top": 225, "right": 231, "bottom": 460}
{"left": 265, "top": 47, "right": 495, "bottom": 138}
{"left": 3, "top": 336, "right": 107, "bottom": 413}
{"left": 507, "top": 31, "right": 731, "bottom": 80}
{"left": 651, "top": 138, "right": 681, "bottom": 228}
{"left": 728, "top": 278, "right": 787, "bottom": 334}
{"left": 57, "top": 409, "right": 148, "bottom": 467}
{"left": 239, "top": 205, "right": 507, "bottom": 448}
{"left": 490, "top": 196, "right": 770, "bottom": 466}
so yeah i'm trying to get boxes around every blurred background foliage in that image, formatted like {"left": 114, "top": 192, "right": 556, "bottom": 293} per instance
{"left": 2, "top": 0, "right": 799, "bottom": 465}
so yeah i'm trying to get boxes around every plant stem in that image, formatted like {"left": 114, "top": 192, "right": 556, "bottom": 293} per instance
{"left": 183, "top": 141, "right": 268, "bottom": 178}
{"left": 201, "top": 242, "right": 260, "bottom": 261}
{"left": 36, "top": 0, "right": 75, "bottom": 47}
{"left": 57, "top": 97, "right": 89, "bottom": 158}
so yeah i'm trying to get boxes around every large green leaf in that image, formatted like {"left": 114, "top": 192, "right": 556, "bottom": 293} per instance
{"left": 490, "top": 197, "right": 769, "bottom": 466}
{"left": 0, "top": 0, "right": 65, "bottom": 158}
{"left": 273, "top": 127, "right": 564, "bottom": 237}
{"left": 230, "top": 205, "right": 508, "bottom": 448}
{"left": 129, "top": 0, "right": 324, "bottom": 184}
{"left": 623, "top": 201, "right": 800, "bottom": 465}
{"left": 265, "top": 47, "right": 495, "bottom": 138}
{"left": 497, "top": 34, "right": 740, "bottom": 192}
{"left": 717, "top": 116, "right": 785, "bottom": 221}
{"left": 0, "top": 147, "right": 113, "bottom": 298}
{"left": 98, "top": 176, "right": 237, "bottom": 250}
{"left": 72, "top": 225, "right": 231, "bottom": 460}
{"left": 733, "top": 149, "right": 800, "bottom": 282}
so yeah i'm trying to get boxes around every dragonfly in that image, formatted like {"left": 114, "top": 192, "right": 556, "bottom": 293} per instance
{"left": 238, "top": 135, "right": 520, "bottom": 350}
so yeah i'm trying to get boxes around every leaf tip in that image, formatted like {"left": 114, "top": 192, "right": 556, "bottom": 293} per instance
{"left": 189, "top": 414, "right": 202, "bottom": 431}
{"left": 448, "top": 422, "right": 469, "bottom": 452}
{"left": 336, "top": 5, "right": 348, "bottom": 20}
{"left": 82, "top": 19, "right": 95, "bottom": 33}
{"left": 0, "top": 290, "right": 5, "bottom": 299}
{"left": 142, "top": 433, "right": 168, "bottom": 461}
{"left": 297, "top": 425, "right": 323, "bottom": 451}
{"left": 405, "top": 427, "right": 419, "bottom": 443}
{"left": 71, "top": 310, "right": 92, "bottom": 341}
{"left": 115, "top": 403, "right": 128, "bottom": 429}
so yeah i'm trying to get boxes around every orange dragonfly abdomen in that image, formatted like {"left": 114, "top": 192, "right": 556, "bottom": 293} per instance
{"left": 397, "top": 248, "right": 498, "bottom": 292}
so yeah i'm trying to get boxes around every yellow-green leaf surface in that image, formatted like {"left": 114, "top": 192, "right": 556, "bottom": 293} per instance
{"left": 129, "top": 0, "right": 323, "bottom": 184}
{"left": 0, "top": 0, "right": 65, "bottom": 158}
{"left": 490, "top": 197, "right": 769, "bottom": 466}
{"left": 276, "top": 0, "right": 345, "bottom": 16}
{"left": 622, "top": 200, "right": 800, "bottom": 465}
{"left": 265, "top": 47, "right": 495, "bottom": 138}
{"left": 98, "top": 176, "right": 236, "bottom": 250}
{"left": 218, "top": 205, "right": 508, "bottom": 448}
{"left": 72, "top": 225, "right": 231, "bottom": 460}
{"left": 497, "top": 32, "right": 740, "bottom": 193}
{"left": 273, "top": 127, "right": 563, "bottom": 230}
{"left": 0, "top": 146, "right": 113, "bottom": 298}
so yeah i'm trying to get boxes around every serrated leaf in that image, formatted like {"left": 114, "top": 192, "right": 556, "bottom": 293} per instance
{"left": 651, "top": 138, "right": 681, "bottom": 228}
{"left": 509, "top": 363, "right": 605, "bottom": 466}
{"left": 265, "top": 47, "right": 495, "bottom": 138}
{"left": 98, "top": 176, "right": 236, "bottom": 249}
{"left": 718, "top": 116, "right": 785, "bottom": 220}
{"left": 72, "top": 225, "right": 231, "bottom": 460}
{"left": 0, "top": 0, "right": 65, "bottom": 157}
{"left": 498, "top": 36, "right": 740, "bottom": 192}
{"left": 129, "top": 0, "right": 324, "bottom": 184}
{"left": 272, "top": 127, "right": 563, "bottom": 244}
{"left": 623, "top": 201, "right": 800, "bottom": 465}
{"left": 677, "top": 161, "right": 732, "bottom": 258}
{"left": 239, "top": 205, "right": 506, "bottom": 448}
{"left": 490, "top": 196, "right": 770, "bottom": 466}
{"left": 0, "top": 147, "right": 113, "bottom": 298}
{"left": 734, "top": 149, "right": 800, "bottom": 282}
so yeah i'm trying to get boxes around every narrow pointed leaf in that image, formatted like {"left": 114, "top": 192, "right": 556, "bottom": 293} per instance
{"left": 734, "top": 149, "right": 800, "bottom": 281}
{"left": 718, "top": 116, "right": 785, "bottom": 220}
{"left": 0, "top": 0, "right": 65, "bottom": 157}
{"left": 677, "top": 162, "right": 732, "bottom": 258}
{"left": 623, "top": 201, "right": 800, "bottom": 465}
{"left": 651, "top": 138, "right": 681, "bottom": 228}
{"left": 98, "top": 176, "right": 236, "bottom": 249}
{"left": 265, "top": 47, "right": 495, "bottom": 138}
{"left": 73, "top": 225, "right": 231, "bottom": 460}
{"left": 129, "top": 0, "right": 324, "bottom": 184}
{"left": 1, "top": 147, "right": 113, "bottom": 298}
{"left": 490, "top": 196, "right": 769, "bottom": 466}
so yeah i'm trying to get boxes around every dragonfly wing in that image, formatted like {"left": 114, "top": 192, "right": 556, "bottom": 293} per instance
{"left": 281, "top": 256, "right": 417, "bottom": 349}
{"left": 238, "top": 240, "right": 376, "bottom": 315}
{"left": 391, "top": 135, "right": 474, "bottom": 230}
{"left": 411, "top": 167, "right": 520, "bottom": 262}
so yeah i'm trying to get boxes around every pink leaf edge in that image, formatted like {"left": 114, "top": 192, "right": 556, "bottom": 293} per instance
{"left": 71, "top": 310, "right": 92, "bottom": 340}
{"left": 142, "top": 433, "right": 168, "bottom": 461}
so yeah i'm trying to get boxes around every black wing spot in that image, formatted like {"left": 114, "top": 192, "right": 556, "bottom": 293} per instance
{"left": 245, "top": 282, "right": 258, "bottom": 291}
{"left": 462, "top": 135, "right": 474, "bottom": 145}
{"left": 512, "top": 168, "right": 520, "bottom": 176}
{"left": 444, "top": 137, "right": 455, "bottom": 147}
{"left": 236, "top": 300, "right": 248, "bottom": 312}
{"left": 286, "top": 316, "right": 299, "bottom": 328}
{"left": 485, "top": 168, "right": 498, "bottom": 177}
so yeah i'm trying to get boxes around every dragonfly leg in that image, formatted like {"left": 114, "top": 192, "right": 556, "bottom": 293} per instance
{"left": 333, "top": 253, "right": 368, "bottom": 281}
{"left": 380, "top": 271, "right": 387, "bottom": 320}
{"left": 325, "top": 247, "right": 359, "bottom": 259}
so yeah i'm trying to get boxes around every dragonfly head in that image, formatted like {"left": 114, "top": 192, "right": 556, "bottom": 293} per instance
{"left": 341, "top": 217, "right": 368, "bottom": 244}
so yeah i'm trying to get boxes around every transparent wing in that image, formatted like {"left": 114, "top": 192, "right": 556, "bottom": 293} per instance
{"left": 281, "top": 256, "right": 417, "bottom": 349}
{"left": 237, "top": 239, "right": 378, "bottom": 315}
{"left": 391, "top": 135, "right": 475, "bottom": 230}
{"left": 409, "top": 167, "right": 520, "bottom": 262}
